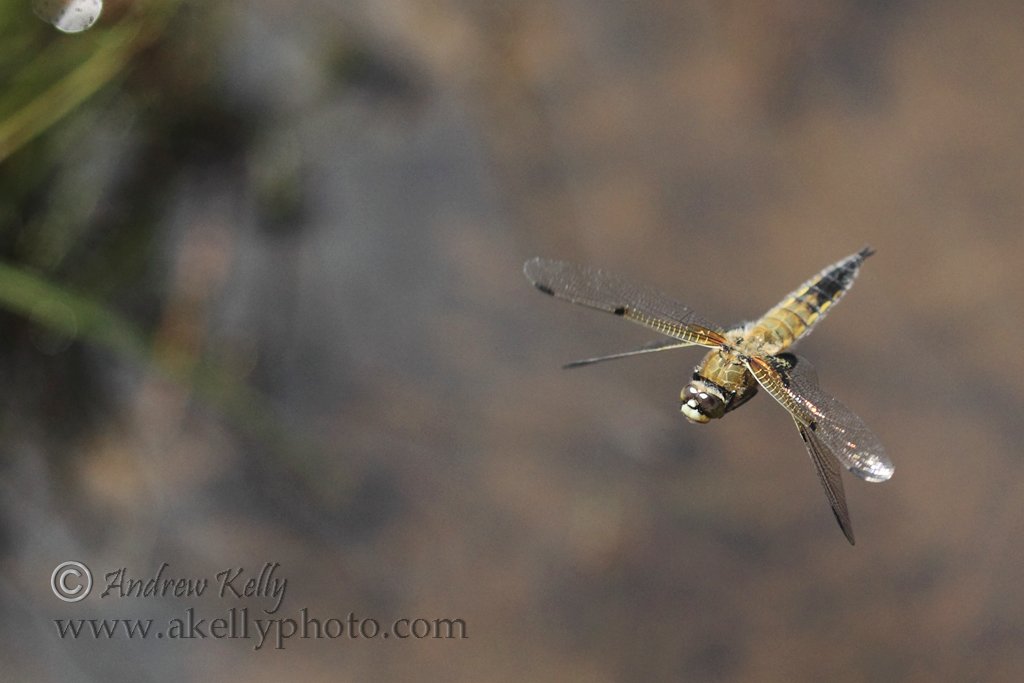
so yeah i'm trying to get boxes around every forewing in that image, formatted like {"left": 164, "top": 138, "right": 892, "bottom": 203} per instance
{"left": 795, "top": 418, "right": 855, "bottom": 544}
{"left": 523, "top": 258, "right": 728, "bottom": 348}
{"left": 747, "top": 354, "right": 894, "bottom": 483}
{"left": 562, "top": 339, "right": 697, "bottom": 369}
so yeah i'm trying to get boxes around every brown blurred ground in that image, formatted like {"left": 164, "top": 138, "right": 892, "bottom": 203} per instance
{"left": 3, "top": 1, "right": 1024, "bottom": 681}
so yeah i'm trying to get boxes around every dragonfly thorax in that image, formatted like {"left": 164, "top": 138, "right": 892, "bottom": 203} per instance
{"left": 680, "top": 380, "right": 728, "bottom": 423}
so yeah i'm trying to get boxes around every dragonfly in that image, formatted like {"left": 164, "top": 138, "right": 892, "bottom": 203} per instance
{"left": 523, "top": 247, "right": 894, "bottom": 544}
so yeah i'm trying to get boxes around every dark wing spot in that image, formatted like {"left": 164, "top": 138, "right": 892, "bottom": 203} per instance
{"left": 832, "top": 509, "right": 855, "bottom": 545}
{"left": 775, "top": 353, "right": 797, "bottom": 369}
{"left": 535, "top": 283, "right": 555, "bottom": 296}
{"left": 613, "top": 306, "right": 627, "bottom": 316}
{"left": 809, "top": 421, "right": 818, "bottom": 432}
{"left": 770, "top": 354, "right": 796, "bottom": 387}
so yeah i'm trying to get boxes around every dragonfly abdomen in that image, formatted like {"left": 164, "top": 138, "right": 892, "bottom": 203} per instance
{"left": 747, "top": 247, "right": 874, "bottom": 351}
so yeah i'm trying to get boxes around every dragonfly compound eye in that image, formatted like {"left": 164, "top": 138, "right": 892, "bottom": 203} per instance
{"left": 680, "top": 381, "right": 727, "bottom": 423}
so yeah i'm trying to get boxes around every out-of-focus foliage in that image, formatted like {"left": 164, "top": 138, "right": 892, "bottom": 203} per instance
{"left": 0, "top": 0, "right": 302, "bottom": 453}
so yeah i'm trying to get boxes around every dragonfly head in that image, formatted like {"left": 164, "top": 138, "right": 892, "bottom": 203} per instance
{"left": 680, "top": 380, "right": 727, "bottom": 423}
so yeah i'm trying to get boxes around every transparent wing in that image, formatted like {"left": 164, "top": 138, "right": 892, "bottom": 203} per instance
{"left": 747, "top": 353, "right": 894, "bottom": 483}
{"left": 523, "top": 258, "right": 728, "bottom": 349}
{"left": 563, "top": 338, "right": 697, "bottom": 369}
{"left": 795, "top": 418, "right": 855, "bottom": 544}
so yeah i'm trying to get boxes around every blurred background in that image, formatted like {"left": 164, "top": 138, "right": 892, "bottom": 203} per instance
{"left": 2, "top": 0, "right": 1023, "bottom": 680}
